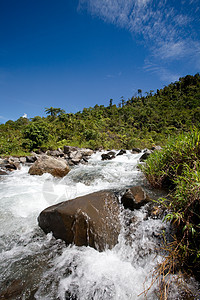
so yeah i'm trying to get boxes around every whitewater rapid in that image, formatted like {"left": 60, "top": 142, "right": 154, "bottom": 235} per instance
{"left": 0, "top": 151, "right": 199, "bottom": 299}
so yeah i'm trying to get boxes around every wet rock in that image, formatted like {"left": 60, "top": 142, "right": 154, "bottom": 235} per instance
{"left": 34, "top": 149, "right": 45, "bottom": 155}
{"left": 0, "top": 157, "right": 21, "bottom": 172}
{"left": 117, "top": 149, "right": 126, "bottom": 156}
{"left": 79, "top": 148, "right": 94, "bottom": 156}
{"left": 26, "top": 155, "right": 37, "bottom": 163}
{"left": 101, "top": 151, "right": 116, "bottom": 160}
{"left": 46, "top": 150, "right": 64, "bottom": 157}
{"left": 0, "top": 158, "right": 7, "bottom": 165}
{"left": 19, "top": 157, "right": 26, "bottom": 164}
{"left": 139, "top": 149, "right": 152, "bottom": 161}
{"left": 71, "top": 158, "right": 81, "bottom": 165}
{"left": 29, "top": 155, "right": 70, "bottom": 177}
{"left": 81, "top": 157, "right": 88, "bottom": 164}
{"left": 69, "top": 151, "right": 82, "bottom": 160}
{"left": 67, "top": 159, "right": 75, "bottom": 166}
{"left": 121, "top": 186, "right": 150, "bottom": 210}
{"left": 63, "top": 146, "right": 78, "bottom": 154}
{"left": 8, "top": 157, "right": 20, "bottom": 163}
{"left": 0, "top": 169, "right": 8, "bottom": 175}
{"left": 38, "top": 190, "right": 121, "bottom": 251}
{"left": 63, "top": 147, "right": 93, "bottom": 165}
{"left": 4, "top": 162, "right": 21, "bottom": 170}
{"left": 132, "top": 148, "right": 141, "bottom": 154}
{"left": 0, "top": 279, "right": 25, "bottom": 299}
{"left": 7, "top": 157, "right": 21, "bottom": 170}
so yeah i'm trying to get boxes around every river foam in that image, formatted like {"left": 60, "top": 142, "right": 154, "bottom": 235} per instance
{"left": 0, "top": 151, "right": 199, "bottom": 299}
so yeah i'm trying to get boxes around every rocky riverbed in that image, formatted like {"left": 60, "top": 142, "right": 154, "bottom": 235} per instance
{"left": 0, "top": 149, "right": 199, "bottom": 299}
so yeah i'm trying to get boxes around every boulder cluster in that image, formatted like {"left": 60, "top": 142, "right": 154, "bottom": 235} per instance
{"left": 0, "top": 145, "right": 162, "bottom": 252}
{"left": 0, "top": 157, "right": 21, "bottom": 175}
{"left": 0, "top": 146, "right": 94, "bottom": 176}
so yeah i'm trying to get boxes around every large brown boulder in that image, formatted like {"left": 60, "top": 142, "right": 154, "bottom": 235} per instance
{"left": 29, "top": 155, "right": 70, "bottom": 177}
{"left": 38, "top": 190, "right": 121, "bottom": 251}
{"left": 121, "top": 186, "right": 150, "bottom": 210}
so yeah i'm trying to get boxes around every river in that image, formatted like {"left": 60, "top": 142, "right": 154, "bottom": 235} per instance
{"left": 0, "top": 151, "right": 199, "bottom": 299}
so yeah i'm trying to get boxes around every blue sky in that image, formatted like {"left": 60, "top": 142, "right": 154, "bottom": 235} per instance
{"left": 0, "top": 0, "right": 200, "bottom": 122}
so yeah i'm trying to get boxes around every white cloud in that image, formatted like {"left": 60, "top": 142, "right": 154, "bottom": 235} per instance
{"left": 78, "top": 0, "right": 190, "bottom": 44}
{"left": 154, "top": 41, "right": 186, "bottom": 60}
{"left": 78, "top": 0, "right": 200, "bottom": 80}
{"left": 143, "top": 60, "right": 180, "bottom": 82}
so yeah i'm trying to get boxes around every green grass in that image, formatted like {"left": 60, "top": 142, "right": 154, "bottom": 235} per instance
{"left": 141, "top": 128, "right": 200, "bottom": 280}
{"left": 140, "top": 128, "right": 200, "bottom": 188}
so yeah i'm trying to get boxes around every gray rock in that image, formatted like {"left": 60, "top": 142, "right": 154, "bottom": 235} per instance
{"left": 69, "top": 151, "right": 82, "bottom": 160}
{"left": 8, "top": 157, "right": 20, "bottom": 163}
{"left": 79, "top": 148, "right": 94, "bottom": 156}
{"left": 63, "top": 146, "right": 78, "bottom": 154}
{"left": 19, "top": 157, "right": 26, "bottom": 164}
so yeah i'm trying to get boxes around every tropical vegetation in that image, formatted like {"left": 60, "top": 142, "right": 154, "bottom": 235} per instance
{"left": 0, "top": 73, "right": 200, "bottom": 155}
{"left": 141, "top": 129, "right": 200, "bottom": 285}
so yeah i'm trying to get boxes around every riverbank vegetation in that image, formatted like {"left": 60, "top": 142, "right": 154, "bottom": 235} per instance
{"left": 0, "top": 73, "right": 200, "bottom": 155}
{"left": 141, "top": 128, "right": 200, "bottom": 286}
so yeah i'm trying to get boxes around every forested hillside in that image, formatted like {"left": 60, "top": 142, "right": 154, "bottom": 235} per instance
{"left": 1, "top": 73, "right": 200, "bottom": 155}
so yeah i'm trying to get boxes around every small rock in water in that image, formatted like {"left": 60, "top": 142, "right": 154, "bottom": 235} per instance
{"left": 117, "top": 149, "right": 126, "bottom": 156}
{"left": 139, "top": 149, "right": 152, "bottom": 161}
{"left": 132, "top": 148, "right": 141, "bottom": 154}
{"left": 101, "top": 151, "right": 116, "bottom": 160}
{"left": 121, "top": 186, "right": 150, "bottom": 210}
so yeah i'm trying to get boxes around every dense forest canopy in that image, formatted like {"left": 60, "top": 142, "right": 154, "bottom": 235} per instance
{"left": 1, "top": 73, "right": 200, "bottom": 155}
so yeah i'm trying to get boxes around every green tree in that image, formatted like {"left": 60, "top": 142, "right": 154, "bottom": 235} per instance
{"left": 45, "top": 107, "right": 65, "bottom": 118}
{"left": 138, "top": 89, "right": 142, "bottom": 97}
{"left": 23, "top": 121, "right": 50, "bottom": 150}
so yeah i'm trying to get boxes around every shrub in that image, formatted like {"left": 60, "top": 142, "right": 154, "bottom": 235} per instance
{"left": 141, "top": 128, "right": 200, "bottom": 280}
{"left": 140, "top": 128, "right": 200, "bottom": 188}
{"left": 22, "top": 121, "right": 50, "bottom": 151}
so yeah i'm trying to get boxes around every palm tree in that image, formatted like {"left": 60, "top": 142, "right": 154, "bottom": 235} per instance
{"left": 45, "top": 107, "right": 65, "bottom": 118}
{"left": 138, "top": 89, "right": 142, "bottom": 98}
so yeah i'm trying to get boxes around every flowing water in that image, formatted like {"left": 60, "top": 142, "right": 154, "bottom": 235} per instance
{"left": 0, "top": 151, "right": 199, "bottom": 299}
